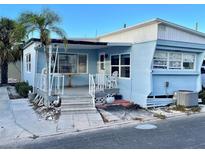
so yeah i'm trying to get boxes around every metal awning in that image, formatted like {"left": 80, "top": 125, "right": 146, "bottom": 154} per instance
{"left": 24, "top": 38, "right": 132, "bottom": 50}
{"left": 156, "top": 45, "right": 205, "bottom": 53}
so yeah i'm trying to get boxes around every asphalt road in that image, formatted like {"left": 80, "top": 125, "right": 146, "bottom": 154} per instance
{"left": 2, "top": 114, "right": 205, "bottom": 149}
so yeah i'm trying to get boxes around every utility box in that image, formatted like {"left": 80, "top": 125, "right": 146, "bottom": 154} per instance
{"left": 176, "top": 90, "right": 198, "bottom": 107}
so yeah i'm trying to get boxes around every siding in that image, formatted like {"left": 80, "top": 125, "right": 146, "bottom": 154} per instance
{"left": 98, "top": 23, "right": 158, "bottom": 43}
{"left": 151, "top": 41, "right": 205, "bottom": 96}
{"left": 152, "top": 75, "right": 198, "bottom": 96}
{"left": 97, "top": 46, "right": 132, "bottom": 100}
{"left": 36, "top": 48, "right": 98, "bottom": 87}
{"left": 158, "top": 24, "right": 205, "bottom": 44}
{"left": 150, "top": 53, "right": 204, "bottom": 104}
{"left": 130, "top": 41, "right": 157, "bottom": 107}
{"left": 23, "top": 43, "right": 37, "bottom": 87}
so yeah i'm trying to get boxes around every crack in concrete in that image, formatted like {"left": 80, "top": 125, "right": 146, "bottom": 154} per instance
{"left": 9, "top": 101, "right": 37, "bottom": 138}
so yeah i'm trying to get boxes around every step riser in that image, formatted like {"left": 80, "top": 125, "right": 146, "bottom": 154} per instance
{"left": 60, "top": 95, "right": 95, "bottom": 113}
{"left": 61, "top": 96, "right": 91, "bottom": 99}
{"left": 61, "top": 108, "right": 97, "bottom": 114}
{"left": 62, "top": 99, "right": 92, "bottom": 103}
{"left": 61, "top": 104, "right": 94, "bottom": 108}
{"left": 61, "top": 97, "right": 92, "bottom": 100}
{"left": 61, "top": 111, "right": 97, "bottom": 114}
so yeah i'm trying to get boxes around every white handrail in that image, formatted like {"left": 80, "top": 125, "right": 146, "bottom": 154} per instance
{"left": 89, "top": 74, "right": 96, "bottom": 107}
{"left": 94, "top": 73, "right": 118, "bottom": 91}
{"left": 35, "top": 72, "right": 64, "bottom": 96}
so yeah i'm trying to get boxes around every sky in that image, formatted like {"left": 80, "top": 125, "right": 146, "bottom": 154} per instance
{"left": 1, "top": 4, "right": 205, "bottom": 38}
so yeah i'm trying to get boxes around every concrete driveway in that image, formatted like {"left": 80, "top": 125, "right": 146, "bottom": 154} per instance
{"left": 3, "top": 113, "right": 205, "bottom": 149}
{"left": 0, "top": 86, "right": 104, "bottom": 145}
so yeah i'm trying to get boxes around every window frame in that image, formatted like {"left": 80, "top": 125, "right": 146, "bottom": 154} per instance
{"left": 152, "top": 51, "right": 196, "bottom": 71}
{"left": 99, "top": 52, "right": 106, "bottom": 71}
{"left": 168, "top": 52, "right": 182, "bottom": 70}
{"left": 25, "top": 53, "right": 31, "bottom": 73}
{"left": 153, "top": 51, "right": 168, "bottom": 69}
{"left": 58, "top": 53, "right": 88, "bottom": 74}
{"left": 110, "top": 53, "right": 131, "bottom": 79}
{"left": 182, "top": 53, "right": 196, "bottom": 71}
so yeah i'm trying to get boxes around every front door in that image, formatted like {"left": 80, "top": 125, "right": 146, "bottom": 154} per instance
{"left": 99, "top": 52, "right": 105, "bottom": 74}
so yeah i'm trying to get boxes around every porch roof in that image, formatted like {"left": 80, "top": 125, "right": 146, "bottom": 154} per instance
{"left": 24, "top": 38, "right": 132, "bottom": 50}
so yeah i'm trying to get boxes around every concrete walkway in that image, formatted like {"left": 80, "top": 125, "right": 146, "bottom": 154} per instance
{"left": 0, "top": 86, "right": 104, "bottom": 144}
{"left": 0, "top": 87, "right": 32, "bottom": 143}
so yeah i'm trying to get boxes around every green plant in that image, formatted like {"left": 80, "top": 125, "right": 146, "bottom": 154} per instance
{"left": 199, "top": 90, "right": 205, "bottom": 103}
{"left": 19, "top": 8, "right": 67, "bottom": 103}
{"left": 15, "top": 82, "right": 32, "bottom": 98}
{"left": 0, "top": 17, "right": 26, "bottom": 84}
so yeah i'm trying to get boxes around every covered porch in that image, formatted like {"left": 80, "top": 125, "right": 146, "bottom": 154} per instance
{"left": 34, "top": 39, "right": 131, "bottom": 108}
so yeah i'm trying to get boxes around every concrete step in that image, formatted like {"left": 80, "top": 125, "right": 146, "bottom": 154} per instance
{"left": 61, "top": 103, "right": 94, "bottom": 108}
{"left": 95, "top": 88, "right": 120, "bottom": 98}
{"left": 104, "top": 88, "right": 119, "bottom": 94}
{"left": 61, "top": 107, "right": 97, "bottom": 114}
{"left": 61, "top": 94, "right": 95, "bottom": 114}
{"left": 61, "top": 95, "right": 91, "bottom": 100}
{"left": 62, "top": 99, "right": 92, "bottom": 103}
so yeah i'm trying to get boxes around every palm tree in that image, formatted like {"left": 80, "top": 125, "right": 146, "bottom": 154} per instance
{"left": 19, "top": 8, "right": 67, "bottom": 104}
{"left": 0, "top": 17, "right": 26, "bottom": 84}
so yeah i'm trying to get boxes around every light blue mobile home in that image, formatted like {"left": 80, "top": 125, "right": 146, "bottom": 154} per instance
{"left": 22, "top": 18, "right": 205, "bottom": 109}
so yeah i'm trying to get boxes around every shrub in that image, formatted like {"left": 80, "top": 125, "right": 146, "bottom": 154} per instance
{"left": 199, "top": 90, "right": 205, "bottom": 103}
{"left": 15, "top": 82, "right": 33, "bottom": 98}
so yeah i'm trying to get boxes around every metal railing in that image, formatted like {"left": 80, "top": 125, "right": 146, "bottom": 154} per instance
{"left": 50, "top": 73, "right": 65, "bottom": 96}
{"left": 35, "top": 73, "right": 47, "bottom": 92}
{"left": 89, "top": 73, "right": 118, "bottom": 107}
{"left": 35, "top": 73, "right": 64, "bottom": 96}
{"left": 94, "top": 74, "right": 118, "bottom": 91}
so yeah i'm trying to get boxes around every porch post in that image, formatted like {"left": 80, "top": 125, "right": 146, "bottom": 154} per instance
{"left": 48, "top": 45, "right": 52, "bottom": 96}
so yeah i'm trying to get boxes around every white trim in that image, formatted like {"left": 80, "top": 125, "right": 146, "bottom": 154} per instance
{"left": 57, "top": 52, "right": 89, "bottom": 74}
{"left": 25, "top": 53, "right": 31, "bottom": 73}
{"left": 110, "top": 53, "right": 131, "bottom": 79}
{"left": 152, "top": 51, "right": 196, "bottom": 71}
{"left": 99, "top": 52, "right": 106, "bottom": 74}
{"left": 97, "top": 18, "right": 205, "bottom": 40}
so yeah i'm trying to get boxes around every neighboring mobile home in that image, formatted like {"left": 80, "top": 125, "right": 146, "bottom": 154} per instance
{"left": 22, "top": 18, "right": 205, "bottom": 109}
{"left": 0, "top": 61, "right": 21, "bottom": 84}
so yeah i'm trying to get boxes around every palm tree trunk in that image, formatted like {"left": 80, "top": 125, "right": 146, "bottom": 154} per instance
{"left": 1, "top": 60, "right": 8, "bottom": 84}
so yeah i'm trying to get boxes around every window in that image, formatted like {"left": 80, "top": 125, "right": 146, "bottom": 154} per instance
{"left": 58, "top": 53, "right": 87, "bottom": 74}
{"left": 153, "top": 51, "right": 196, "bottom": 71}
{"left": 99, "top": 53, "right": 105, "bottom": 70}
{"left": 183, "top": 53, "right": 195, "bottom": 70}
{"left": 78, "top": 54, "right": 87, "bottom": 73}
{"left": 111, "top": 55, "right": 119, "bottom": 76}
{"left": 120, "top": 54, "right": 130, "bottom": 78}
{"left": 111, "top": 54, "right": 130, "bottom": 78}
{"left": 26, "top": 53, "right": 31, "bottom": 72}
{"left": 153, "top": 52, "right": 168, "bottom": 69}
{"left": 169, "top": 53, "right": 182, "bottom": 69}
{"left": 59, "top": 54, "right": 77, "bottom": 73}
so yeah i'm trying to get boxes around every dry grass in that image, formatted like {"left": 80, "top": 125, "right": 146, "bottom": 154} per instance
{"left": 170, "top": 105, "right": 201, "bottom": 113}
{"left": 153, "top": 113, "right": 166, "bottom": 119}
{"left": 171, "top": 105, "right": 187, "bottom": 112}
{"left": 190, "top": 106, "right": 201, "bottom": 112}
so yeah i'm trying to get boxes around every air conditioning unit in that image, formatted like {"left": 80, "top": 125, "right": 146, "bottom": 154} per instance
{"left": 176, "top": 90, "right": 198, "bottom": 107}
